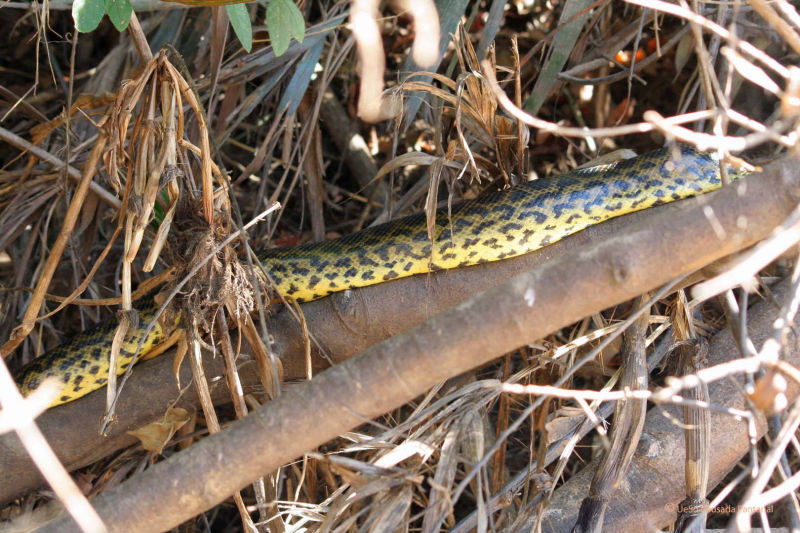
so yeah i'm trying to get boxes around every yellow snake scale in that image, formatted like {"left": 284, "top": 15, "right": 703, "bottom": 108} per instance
{"left": 15, "top": 145, "right": 741, "bottom": 406}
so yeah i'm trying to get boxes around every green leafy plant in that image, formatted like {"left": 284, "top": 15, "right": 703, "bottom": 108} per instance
{"left": 266, "top": 0, "right": 305, "bottom": 55}
{"left": 226, "top": 4, "right": 253, "bottom": 52}
{"left": 72, "top": 0, "right": 305, "bottom": 56}
{"left": 73, "top": 0, "right": 131, "bottom": 32}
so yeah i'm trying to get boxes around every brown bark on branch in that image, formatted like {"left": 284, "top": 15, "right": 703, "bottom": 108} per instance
{"left": 29, "top": 156, "right": 800, "bottom": 532}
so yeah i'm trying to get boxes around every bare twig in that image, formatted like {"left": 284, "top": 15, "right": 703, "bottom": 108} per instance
{"left": 692, "top": 202, "right": 800, "bottom": 302}
{"left": 0, "top": 362, "right": 105, "bottom": 533}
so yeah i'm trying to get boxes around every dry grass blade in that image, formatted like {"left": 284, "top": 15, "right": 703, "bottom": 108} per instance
{"left": 421, "top": 424, "right": 460, "bottom": 532}
{"left": 0, "top": 130, "right": 108, "bottom": 360}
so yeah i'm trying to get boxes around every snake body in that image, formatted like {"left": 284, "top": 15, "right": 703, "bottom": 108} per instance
{"left": 15, "top": 145, "right": 737, "bottom": 406}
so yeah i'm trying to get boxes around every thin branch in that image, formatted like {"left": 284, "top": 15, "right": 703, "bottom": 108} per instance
{"left": 0, "top": 362, "right": 105, "bottom": 533}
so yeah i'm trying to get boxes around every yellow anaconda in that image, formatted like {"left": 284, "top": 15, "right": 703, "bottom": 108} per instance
{"left": 15, "top": 145, "right": 742, "bottom": 406}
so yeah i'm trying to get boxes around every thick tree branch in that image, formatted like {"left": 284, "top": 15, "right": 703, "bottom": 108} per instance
{"left": 30, "top": 156, "right": 800, "bottom": 531}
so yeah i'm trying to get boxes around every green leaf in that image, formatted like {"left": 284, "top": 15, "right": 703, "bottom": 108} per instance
{"left": 226, "top": 4, "right": 253, "bottom": 53}
{"left": 73, "top": 0, "right": 106, "bottom": 33}
{"left": 105, "top": 0, "right": 132, "bottom": 31}
{"left": 267, "top": 0, "right": 305, "bottom": 56}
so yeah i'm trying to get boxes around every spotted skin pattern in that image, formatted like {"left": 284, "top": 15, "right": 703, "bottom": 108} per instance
{"left": 16, "top": 301, "right": 164, "bottom": 406}
{"left": 15, "top": 145, "right": 741, "bottom": 406}
{"left": 264, "top": 145, "right": 736, "bottom": 301}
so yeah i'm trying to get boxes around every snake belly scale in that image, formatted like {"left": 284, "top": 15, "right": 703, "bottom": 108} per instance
{"left": 15, "top": 145, "right": 736, "bottom": 406}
